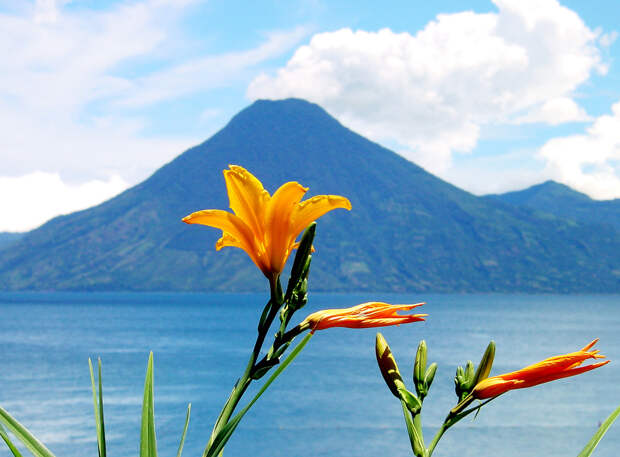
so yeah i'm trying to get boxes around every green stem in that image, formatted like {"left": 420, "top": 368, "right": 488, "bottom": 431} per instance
{"left": 205, "top": 333, "right": 314, "bottom": 457}
{"left": 425, "top": 423, "right": 447, "bottom": 457}
{"left": 426, "top": 397, "right": 498, "bottom": 457}
{"left": 400, "top": 401, "right": 425, "bottom": 457}
{"left": 205, "top": 277, "right": 283, "bottom": 456}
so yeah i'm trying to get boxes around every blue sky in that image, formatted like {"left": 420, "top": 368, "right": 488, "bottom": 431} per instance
{"left": 1, "top": 0, "right": 619, "bottom": 231}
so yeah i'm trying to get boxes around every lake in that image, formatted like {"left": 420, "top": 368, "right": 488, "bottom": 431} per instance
{"left": 0, "top": 292, "right": 619, "bottom": 457}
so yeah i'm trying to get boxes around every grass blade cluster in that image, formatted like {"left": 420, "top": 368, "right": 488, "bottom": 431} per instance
{"left": 0, "top": 422, "right": 24, "bottom": 457}
{"left": 0, "top": 406, "right": 56, "bottom": 457}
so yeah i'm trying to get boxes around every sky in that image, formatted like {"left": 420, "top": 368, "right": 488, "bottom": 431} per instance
{"left": 1, "top": 0, "right": 619, "bottom": 232}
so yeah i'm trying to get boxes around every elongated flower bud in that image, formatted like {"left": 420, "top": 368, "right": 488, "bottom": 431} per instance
{"left": 414, "top": 340, "right": 427, "bottom": 398}
{"left": 472, "top": 341, "right": 495, "bottom": 387}
{"left": 424, "top": 362, "right": 437, "bottom": 390}
{"left": 376, "top": 333, "right": 421, "bottom": 414}
{"left": 376, "top": 333, "right": 404, "bottom": 398}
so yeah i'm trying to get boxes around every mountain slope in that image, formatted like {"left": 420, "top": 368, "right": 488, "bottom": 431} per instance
{"left": 0, "top": 232, "right": 24, "bottom": 251}
{"left": 490, "top": 181, "right": 620, "bottom": 231}
{"left": 1, "top": 99, "right": 618, "bottom": 292}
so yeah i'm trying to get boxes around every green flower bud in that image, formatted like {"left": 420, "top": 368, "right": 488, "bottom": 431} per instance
{"left": 472, "top": 341, "right": 495, "bottom": 387}
{"left": 375, "top": 333, "right": 406, "bottom": 399}
{"left": 464, "top": 360, "right": 475, "bottom": 389}
{"left": 454, "top": 364, "right": 470, "bottom": 400}
{"left": 454, "top": 342, "right": 497, "bottom": 403}
{"left": 413, "top": 340, "right": 427, "bottom": 398}
{"left": 424, "top": 362, "right": 437, "bottom": 389}
{"left": 285, "top": 223, "right": 315, "bottom": 303}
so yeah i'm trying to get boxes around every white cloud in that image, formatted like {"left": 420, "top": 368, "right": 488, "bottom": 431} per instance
{"left": 538, "top": 100, "right": 620, "bottom": 200}
{"left": 0, "top": 2, "right": 308, "bottom": 181}
{"left": 599, "top": 30, "right": 618, "bottom": 48}
{"left": 513, "top": 97, "right": 592, "bottom": 125}
{"left": 0, "top": 0, "right": 308, "bottom": 227}
{"left": 0, "top": 172, "right": 129, "bottom": 232}
{"left": 0, "top": 0, "right": 197, "bottom": 181}
{"left": 118, "top": 26, "right": 311, "bottom": 107}
{"left": 247, "top": 0, "right": 604, "bottom": 174}
{"left": 0, "top": 104, "right": 193, "bottom": 183}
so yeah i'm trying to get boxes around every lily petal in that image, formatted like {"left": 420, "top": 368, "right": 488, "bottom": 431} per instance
{"left": 265, "top": 181, "right": 308, "bottom": 272}
{"left": 291, "top": 195, "right": 352, "bottom": 238}
{"left": 224, "top": 166, "right": 270, "bottom": 240}
{"left": 182, "top": 209, "right": 258, "bottom": 260}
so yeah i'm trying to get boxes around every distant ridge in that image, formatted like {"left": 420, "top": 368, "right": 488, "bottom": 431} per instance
{"left": 490, "top": 181, "right": 620, "bottom": 230}
{"left": 0, "top": 99, "right": 618, "bottom": 292}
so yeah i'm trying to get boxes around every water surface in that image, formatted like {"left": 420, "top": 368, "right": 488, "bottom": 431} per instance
{"left": 0, "top": 293, "right": 619, "bottom": 457}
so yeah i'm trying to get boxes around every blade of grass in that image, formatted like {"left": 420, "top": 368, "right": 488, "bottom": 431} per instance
{"left": 0, "top": 422, "right": 24, "bottom": 457}
{"left": 175, "top": 404, "right": 191, "bottom": 457}
{"left": 97, "top": 359, "right": 106, "bottom": 457}
{"left": 0, "top": 406, "right": 56, "bottom": 457}
{"left": 88, "top": 358, "right": 107, "bottom": 457}
{"left": 205, "top": 332, "right": 313, "bottom": 457}
{"left": 577, "top": 404, "right": 620, "bottom": 457}
{"left": 140, "top": 352, "right": 158, "bottom": 457}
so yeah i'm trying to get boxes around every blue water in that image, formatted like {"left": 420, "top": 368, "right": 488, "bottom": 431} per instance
{"left": 0, "top": 293, "right": 619, "bottom": 457}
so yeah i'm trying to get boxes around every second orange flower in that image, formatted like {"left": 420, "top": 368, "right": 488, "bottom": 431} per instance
{"left": 300, "top": 302, "right": 427, "bottom": 332}
{"left": 471, "top": 339, "right": 609, "bottom": 399}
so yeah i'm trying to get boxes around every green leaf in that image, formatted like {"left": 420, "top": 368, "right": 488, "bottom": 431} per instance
{"left": 88, "top": 358, "right": 106, "bottom": 457}
{"left": 97, "top": 359, "right": 106, "bottom": 457}
{"left": 0, "top": 406, "right": 56, "bottom": 457}
{"left": 0, "top": 421, "right": 24, "bottom": 457}
{"left": 398, "top": 388, "right": 422, "bottom": 415}
{"left": 205, "top": 333, "right": 313, "bottom": 457}
{"left": 140, "top": 352, "right": 158, "bottom": 457}
{"left": 577, "top": 404, "right": 620, "bottom": 457}
{"left": 175, "top": 404, "right": 191, "bottom": 457}
{"left": 400, "top": 400, "right": 425, "bottom": 457}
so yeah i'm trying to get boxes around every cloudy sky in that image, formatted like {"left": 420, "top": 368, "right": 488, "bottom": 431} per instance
{"left": 1, "top": 0, "right": 619, "bottom": 232}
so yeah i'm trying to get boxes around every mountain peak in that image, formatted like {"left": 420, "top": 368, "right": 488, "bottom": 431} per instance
{"left": 246, "top": 97, "right": 327, "bottom": 114}
{"left": 495, "top": 180, "right": 592, "bottom": 207}
{"left": 529, "top": 180, "right": 592, "bottom": 201}
{"left": 493, "top": 179, "right": 620, "bottom": 231}
{"left": 223, "top": 98, "right": 347, "bottom": 141}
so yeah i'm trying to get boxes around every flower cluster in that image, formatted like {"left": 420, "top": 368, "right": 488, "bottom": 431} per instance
{"left": 182, "top": 164, "right": 613, "bottom": 457}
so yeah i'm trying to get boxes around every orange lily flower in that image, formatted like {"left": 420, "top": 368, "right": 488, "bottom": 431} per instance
{"left": 471, "top": 339, "right": 609, "bottom": 399}
{"left": 299, "top": 302, "right": 426, "bottom": 332}
{"left": 182, "top": 165, "right": 351, "bottom": 279}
